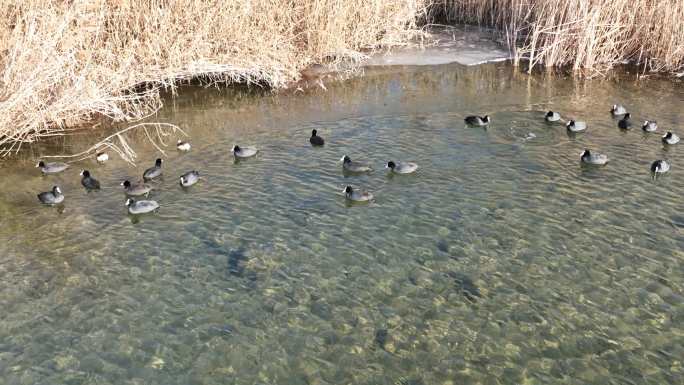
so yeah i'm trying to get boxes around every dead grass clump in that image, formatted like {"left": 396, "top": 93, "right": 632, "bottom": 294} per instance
{"left": 0, "top": 0, "right": 426, "bottom": 153}
{"left": 430, "top": 0, "right": 684, "bottom": 75}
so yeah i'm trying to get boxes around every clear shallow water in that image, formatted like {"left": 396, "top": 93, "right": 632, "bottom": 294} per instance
{"left": 1, "top": 64, "right": 684, "bottom": 385}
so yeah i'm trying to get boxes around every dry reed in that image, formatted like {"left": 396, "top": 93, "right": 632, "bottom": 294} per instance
{"left": 1, "top": 1, "right": 683, "bottom": 152}
{"left": 430, "top": 0, "right": 684, "bottom": 75}
{"left": 0, "top": 0, "right": 425, "bottom": 153}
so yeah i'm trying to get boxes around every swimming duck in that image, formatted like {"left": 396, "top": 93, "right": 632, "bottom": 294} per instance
{"left": 386, "top": 161, "right": 418, "bottom": 174}
{"left": 611, "top": 104, "right": 628, "bottom": 115}
{"left": 651, "top": 160, "right": 670, "bottom": 175}
{"left": 642, "top": 120, "right": 658, "bottom": 132}
{"left": 340, "top": 155, "right": 372, "bottom": 173}
{"left": 343, "top": 185, "right": 373, "bottom": 202}
{"left": 177, "top": 140, "right": 191, "bottom": 151}
{"left": 143, "top": 158, "right": 163, "bottom": 180}
{"left": 36, "top": 161, "right": 69, "bottom": 174}
{"left": 617, "top": 113, "right": 632, "bottom": 129}
{"left": 464, "top": 115, "right": 490, "bottom": 126}
{"left": 566, "top": 120, "right": 587, "bottom": 132}
{"left": 96, "top": 152, "right": 109, "bottom": 163}
{"left": 125, "top": 198, "right": 159, "bottom": 215}
{"left": 310, "top": 129, "right": 325, "bottom": 146}
{"left": 545, "top": 111, "right": 561, "bottom": 122}
{"left": 580, "top": 149, "right": 609, "bottom": 165}
{"left": 121, "top": 180, "right": 151, "bottom": 196}
{"left": 37, "top": 186, "right": 64, "bottom": 205}
{"left": 231, "top": 145, "right": 258, "bottom": 158}
{"left": 180, "top": 170, "right": 200, "bottom": 187}
{"left": 662, "top": 132, "right": 680, "bottom": 145}
{"left": 80, "top": 170, "right": 101, "bottom": 190}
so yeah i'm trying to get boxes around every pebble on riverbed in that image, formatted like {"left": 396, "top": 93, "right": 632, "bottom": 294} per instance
{"left": 374, "top": 328, "right": 388, "bottom": 350}
{"left": 446, "top": 271, "right": 481, "bottom": 302}
{"left": 227, "top": 248, "right": 247, "bottom": 277}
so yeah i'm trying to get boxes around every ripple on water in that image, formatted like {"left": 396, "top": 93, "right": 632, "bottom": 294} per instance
{"left": 1, "top": 64, "right": 683, "bottom": 385}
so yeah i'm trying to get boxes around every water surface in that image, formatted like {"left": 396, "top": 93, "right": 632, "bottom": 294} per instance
{"left": 1, "top": 63, "right": 683, "bottom": 385}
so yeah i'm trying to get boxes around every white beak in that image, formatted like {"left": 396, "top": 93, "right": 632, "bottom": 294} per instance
{"left": 79, "top": 170, "right": 84, "bottom": 176}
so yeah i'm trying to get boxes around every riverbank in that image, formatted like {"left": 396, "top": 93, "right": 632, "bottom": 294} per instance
{"left": 1, "top": 0, "right": 682, "bottom": 152}
{"left": 0, "top": 0, "right": 424, "bottom": 151}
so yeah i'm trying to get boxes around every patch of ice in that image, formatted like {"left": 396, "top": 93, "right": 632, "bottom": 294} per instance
{"left": 366, "top": 26, "right": 511, "bottom": 67}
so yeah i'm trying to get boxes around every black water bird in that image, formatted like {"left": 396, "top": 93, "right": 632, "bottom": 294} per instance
{"left": 464, "top": 115, "right": 490, "bottom": 126}
{"left": 340, "top": 155, "right": 372, "bottom": 173}
{"left": 143, "top": 158, "right": 163, "bottom": 180}
{"left": 618, "top": 113, "right": 632, "bottom": 129}
{"left": 309, "top": 129, "right": 325, "bottom": 146}
{"left": 545, "top": 111, "right": 561, "bottom": 122}
{"left": 343, "top": 185, "right": 373, "bottom": 202}
{"left": 566, "top": 120, "right": 587, "bottom": 132}
{"left": 36, "top": 161, "right": 69, "bottom": 174}
{"left": 180, "top": 171, "right": 200, "bottom": 187}
{"left": 651, "top": 160, "right": 670, "bottom": 175}
{"left": 37, "top": 186, "right": 64, "bottom": 205}
{"left": 125, "top": 198, "right": 159, "bottom": 214}
{"left": 386, "top": 161, "right": 418, "bottom": 174}
{"left": 177, "top": 140, "right": 191, "bottom": 151}
{"left": 80, "top": 170, "right": 100, "bottom": 190}
{"left": 580, "top": 149, "right": 609, "bottom": 165}
{"left": 642, "top": 120, "right": 657, "bottom": 132}
{"left": 662, "top": 132, "right": 680, "bottom": 145}
{"left": 96, "top": 153, "right": 109, "bottom": 163}
{"left": 231, "top": 145, "right": 258, "bottom": 158}
{"left": 121, "top": 180, "right": 151, "bottom": 196}
{"left": 611, "top": 104, "right": 627, "bottom": 115}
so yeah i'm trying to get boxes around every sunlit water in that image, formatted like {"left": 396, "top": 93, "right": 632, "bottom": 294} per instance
{"left": 1, "top": 63, "right": 683, "bottom": 385}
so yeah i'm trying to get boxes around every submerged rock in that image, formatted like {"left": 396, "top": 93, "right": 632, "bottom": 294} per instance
{"left": 671, "top": 215, "right": 684, "bottom": 229}
{"left": 227, "top": 247, "right": 247, "bottom": 277}
{"left": 374, "top": 328, "right": 388, "bottom": 350}
{"left": 446, "top": 271, "right": 481, "bottom": 302}
{"left": 208, "top": 324, "right": 235, "bottom": 338}
{"left": 436, "top": 239, "right": 449, "bottom": 253}
{"left": 395, "top": 377, "right": 425, "bottom": 385}
{"left": 310, "top": 301, "right": 332, "bottom": 320}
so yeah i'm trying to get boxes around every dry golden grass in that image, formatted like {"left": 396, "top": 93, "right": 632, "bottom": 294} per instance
{"left": 430, "top": 0, "right": 684, "bottom": 75}
{"left": 1, "top": 1, "right": 683, "bottom": 151}
{"left": 0, "top": 0, "right": 425, "bottom": 153}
